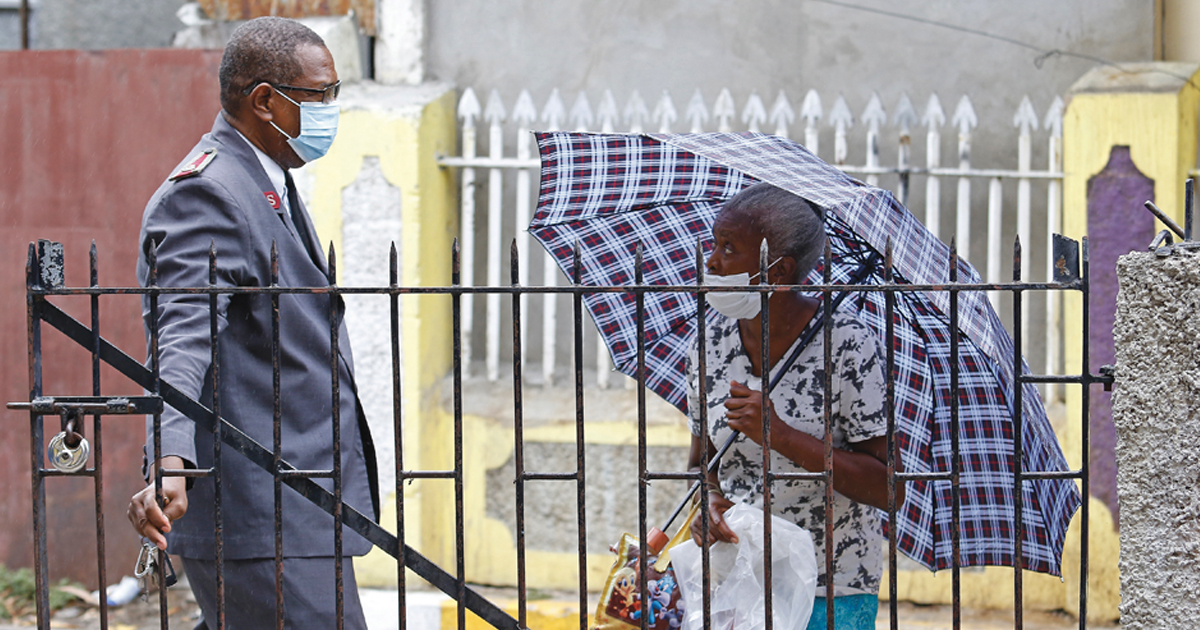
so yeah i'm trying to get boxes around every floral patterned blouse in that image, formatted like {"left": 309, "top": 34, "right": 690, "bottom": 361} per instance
{"left": 686, "top": 309, "right": 888, "bottom": 596}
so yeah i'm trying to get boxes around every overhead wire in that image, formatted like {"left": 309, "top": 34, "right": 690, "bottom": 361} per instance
{"left": 808, "top": 0, "right": 1199, "bottom": 91}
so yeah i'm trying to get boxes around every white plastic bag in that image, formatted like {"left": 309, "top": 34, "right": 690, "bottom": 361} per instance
{"left": 670, "top": 503, "right": 817, "bottom": 630}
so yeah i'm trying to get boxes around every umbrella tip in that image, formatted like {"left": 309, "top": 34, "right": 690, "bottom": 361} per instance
{"left": 646, "top": 527, "right": 669, "bottom": 555}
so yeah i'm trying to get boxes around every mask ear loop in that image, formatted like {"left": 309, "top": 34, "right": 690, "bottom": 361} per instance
{"left": 748, "top": 255, "right": 783, "bottom": 283}
{"left": 266, "top": 86, "right": 303, "bottom": 141}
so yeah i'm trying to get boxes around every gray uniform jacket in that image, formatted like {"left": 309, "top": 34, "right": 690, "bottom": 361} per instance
{"left": 138, "top": 113, "right": 378, "bottom": 560}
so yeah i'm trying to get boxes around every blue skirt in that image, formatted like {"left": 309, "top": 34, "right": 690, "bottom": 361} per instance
{"left": 805, "top": 594, "right": 878, "bottom": 630}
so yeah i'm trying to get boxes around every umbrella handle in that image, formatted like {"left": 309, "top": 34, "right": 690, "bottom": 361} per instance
{"left": 654, "top": 429, "right": 742, "bottom": 549}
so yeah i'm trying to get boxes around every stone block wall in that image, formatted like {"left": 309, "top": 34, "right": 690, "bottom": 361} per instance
{"left": 1112, "top": 249, "right": 1200, "bottom": 628}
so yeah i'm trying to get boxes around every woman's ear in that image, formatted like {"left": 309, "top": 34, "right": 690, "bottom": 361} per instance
{"left": 770, "top": 257, "right": 799, "bottom": 284}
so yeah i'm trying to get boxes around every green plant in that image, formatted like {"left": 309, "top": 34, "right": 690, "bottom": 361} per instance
{"left": 0, "top": 565, "right": 82, "bottom": 621}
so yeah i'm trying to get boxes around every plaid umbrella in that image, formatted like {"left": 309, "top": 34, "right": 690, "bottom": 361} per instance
{"left": 529, "top": 131, "right": 1080, "bottom": 575}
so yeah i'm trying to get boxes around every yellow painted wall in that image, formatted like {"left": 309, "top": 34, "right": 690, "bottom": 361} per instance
{"left": 301, "top": 84, "right": 460, "bottom": 586}
{"left": 1059, "top": 61, "right": 1200, "bottom": 621}
{"left": 462, "top": 416, "right": 694, "bottom": 589}
{"left": 442, "top": 598, "right": 589, "bottom": 630}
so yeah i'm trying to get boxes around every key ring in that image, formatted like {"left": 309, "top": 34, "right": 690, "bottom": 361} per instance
{"left": 134, "top": 539, "right": 156, "bottom": 579}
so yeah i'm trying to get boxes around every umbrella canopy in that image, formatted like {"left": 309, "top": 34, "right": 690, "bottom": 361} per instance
{"left": 529, "top": 131, "right": 1080, "bottom": 576}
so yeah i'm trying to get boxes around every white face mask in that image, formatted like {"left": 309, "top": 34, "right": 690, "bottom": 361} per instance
{"left": 701, "top": 259, "right": 780, "bottom": 320}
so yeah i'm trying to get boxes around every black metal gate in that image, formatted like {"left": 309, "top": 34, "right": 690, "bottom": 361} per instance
{"left": 10, "top": 234, "right": 1103, "bottom": 629}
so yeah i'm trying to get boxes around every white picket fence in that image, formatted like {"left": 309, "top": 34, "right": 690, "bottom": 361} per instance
{"left": 438, "top": 87, "right": 1065, "bottom": 398}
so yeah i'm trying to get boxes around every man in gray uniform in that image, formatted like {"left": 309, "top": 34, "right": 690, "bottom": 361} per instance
{"left": 126, "top": 17, "right": 378, "bottom": 629}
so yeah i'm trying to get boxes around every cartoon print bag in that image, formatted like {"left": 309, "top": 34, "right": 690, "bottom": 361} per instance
{"left": 593, "top": 502, "right": 699, "bottom": 630}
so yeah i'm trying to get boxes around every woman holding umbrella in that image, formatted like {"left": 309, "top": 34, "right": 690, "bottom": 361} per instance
{"left": 686, "top": 183, "right": 902, "bottom": 630}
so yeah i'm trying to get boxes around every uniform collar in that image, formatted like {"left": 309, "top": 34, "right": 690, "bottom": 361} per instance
{"left": 231, "top": 128, "right": 290, "bottom": 217}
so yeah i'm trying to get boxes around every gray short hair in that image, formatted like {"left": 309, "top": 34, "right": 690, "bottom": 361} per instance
{"left": 721, "top": 182, "right": 826, "bottom": 282}
{"left": 219, "top": 17, "right": 326, "bottom": 113}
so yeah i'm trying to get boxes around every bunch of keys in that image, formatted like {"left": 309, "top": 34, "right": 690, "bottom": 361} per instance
{"left": 134, "top": 539, "right": 177, "bottom": 602}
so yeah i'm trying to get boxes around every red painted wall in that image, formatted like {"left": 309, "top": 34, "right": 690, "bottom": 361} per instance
{"left": 1, "top": 49, "right": 224, "bottom": 588}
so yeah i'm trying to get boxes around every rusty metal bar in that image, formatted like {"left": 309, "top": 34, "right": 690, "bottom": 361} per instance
{"left": 390, "top": 243, "right": 408, "bottom": 630}
{"left": 452, "top": 240, "right": 468, "bottom": 630}
{"left": 397, "top": 470, "right": 457, "bottom": 479}
{"left": 1143, "top": 201, "right": 1185, "bottom": 240}
{"left": 7, "top": 397, "right": 162, "bottom": 414}
{"left": 330, "top": 245, "right": 347, "bottom": 630}
{"left": 210, "top": 243, "right": 226, "bottom": 630}
{"left": 521, "top": 472, "right": 576, "bottom": 481}
{"left": 511, "top": 240, "right": 528, "bottom": 629}
{"left": 146, "top": 240, "right": 173, "bottom": 630}
{"left": 1186, "top": 179, "right": 1194, "bottom": 242}
{"left": 821, "top": 239, "right": 835, "bottom": 628}
{"left": 695, "top": 238, "right": 713, "bottom": 630}
{"left": 1078, "top": 237, "right": 1092, "bottom": 628}
{"left": 634, "top": 243, "right": 649, "bottom": 630}
{"left": 1013, "top": 237, "right": 1026, "bottom": 628}
{"left": 26, "top": 277, "right": 1084, "bottom": 297}
{"left": 949, "top": 239, "right": 962, "bottom": 629}
{"left": 571, "top": 241, "right": 589, "bottom": 630}
{"left": 89, "top": 243, "right": 110, "bottom": 630}
{"left": 277, "top": 469, "right": 336, "bottom": 479}
{"left": 25, "top": 245, "right": 49, "bottom": 630}
{"left": 271, "top": 241, "right": 285, "bottom": 630}
{"left": 885, "top": 238, "right": 899, "bottom": 630}
{"left": 759, "top": 239, "right": 775, "bottom": 630}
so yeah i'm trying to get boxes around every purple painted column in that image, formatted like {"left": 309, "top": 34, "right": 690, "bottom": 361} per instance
{"left": 1085, "top": 145, "right": 1154, "bottom": 527}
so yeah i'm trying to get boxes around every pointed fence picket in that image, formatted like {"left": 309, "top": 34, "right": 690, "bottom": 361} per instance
{"left": 438, "top": 87, "right": 1066, "bottom": 401}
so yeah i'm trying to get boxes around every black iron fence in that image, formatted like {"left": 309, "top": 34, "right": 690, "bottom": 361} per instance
{"left": 10, "top": 234, "right": 1104, "bottom": 629}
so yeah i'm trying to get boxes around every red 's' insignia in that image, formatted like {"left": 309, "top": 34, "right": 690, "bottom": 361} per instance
{"left": 169, "top": 147, "right": 218, "bottom": 181}
{"left": 264, "top": 191, "right": 281, "bottom": 210}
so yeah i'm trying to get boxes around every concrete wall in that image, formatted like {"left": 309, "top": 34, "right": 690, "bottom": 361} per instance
{"left": 0, "top": 0, "right": 187, "bottom": 49}
{"left": 427, "top": 0, "right": 1152, "bottom": 163}
{"left": 1158, "top": 0, "right": 1200, "bottom": 61}
{"left": 0, "top": 6, "right": 22, "bottom": 49}
{"left": 1112, "top": 248, "right": 1200, "bottom": 628}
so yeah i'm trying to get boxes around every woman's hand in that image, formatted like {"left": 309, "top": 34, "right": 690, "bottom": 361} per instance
{"left": 723, "top": 380, "right": 785, "bottom": 446}
{"left": 690, "top": 491, "right": 738, "bottom": 546}
{"left": 722, "top": 383, "right": 903, "bottom": 510}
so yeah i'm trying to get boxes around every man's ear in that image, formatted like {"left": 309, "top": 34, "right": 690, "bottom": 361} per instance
{"left": 245, "top": 83, "right": 275, "bottom": 122}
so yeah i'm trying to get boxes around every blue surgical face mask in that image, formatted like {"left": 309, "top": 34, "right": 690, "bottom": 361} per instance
{"left": 270, "top": 88, "right": 339, "bottom": 163}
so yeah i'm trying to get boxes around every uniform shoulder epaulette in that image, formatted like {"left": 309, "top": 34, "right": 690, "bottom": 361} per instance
{"left": 169, "top": 147, "right": 218, "bottom": 181}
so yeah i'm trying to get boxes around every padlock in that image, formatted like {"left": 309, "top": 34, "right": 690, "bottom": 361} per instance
{"left": 47, "top": 431, "right": 89, "bottom": 473}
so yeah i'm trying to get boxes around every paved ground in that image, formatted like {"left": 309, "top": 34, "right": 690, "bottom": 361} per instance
{"left": 4, "top": 581, "right": 1118, "bottom": 630}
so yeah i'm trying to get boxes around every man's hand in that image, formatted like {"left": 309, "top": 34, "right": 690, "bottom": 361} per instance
{"left": 127, "top": 456, "right": 189, "bottom": 550}
{"left": 690, "top": 491, "right": 738, "bottom": 546}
